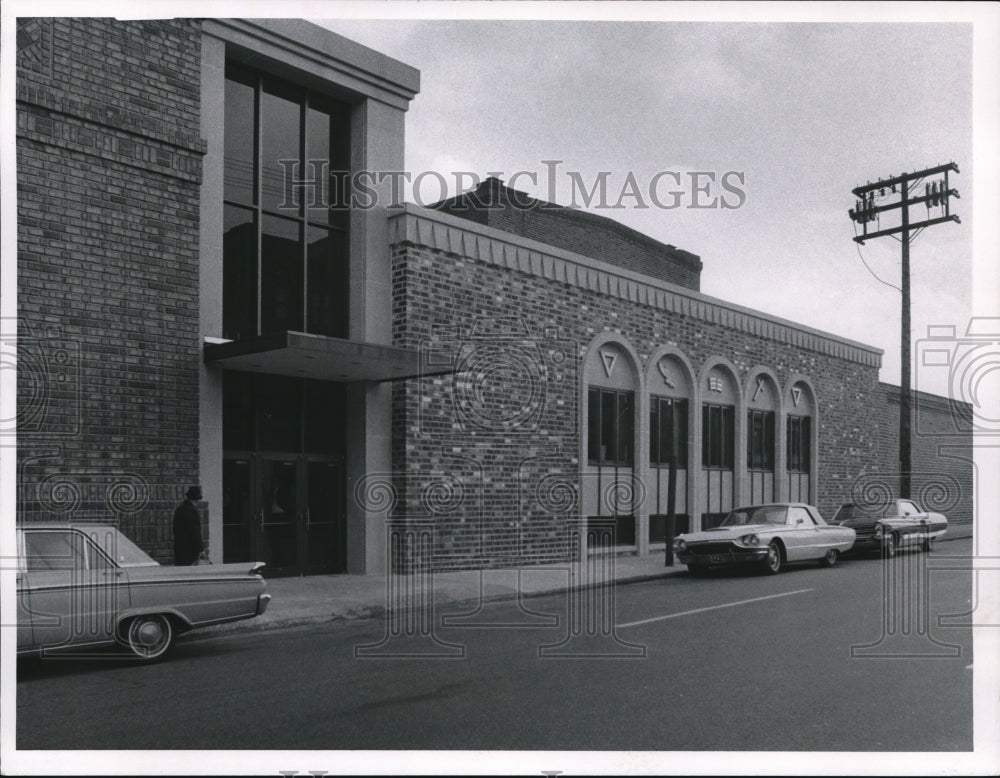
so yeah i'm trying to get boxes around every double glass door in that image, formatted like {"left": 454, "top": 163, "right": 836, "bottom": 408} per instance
{"left": 223, "top": 455, "right": 345, "bottom": 576}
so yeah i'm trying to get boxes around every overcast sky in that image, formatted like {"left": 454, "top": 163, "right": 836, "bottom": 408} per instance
{"left": 318, "top": 9, "right": 983, "bottom": 398}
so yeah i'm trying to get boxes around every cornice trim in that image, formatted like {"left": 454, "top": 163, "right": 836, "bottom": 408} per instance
{"left": 389, "top": 204, "right": 884, "bottom": 368}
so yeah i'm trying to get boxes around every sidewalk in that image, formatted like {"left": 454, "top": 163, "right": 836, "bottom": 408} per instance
{"left": 195, "top": 524, "right": 973, "bottom": 639}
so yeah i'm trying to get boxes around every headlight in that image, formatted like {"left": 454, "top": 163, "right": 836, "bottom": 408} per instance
{"left": 874, "top": 524, "right": 884, "bottom": 539}
{"left": 738, "top": 533, "right": 760, "bottom": 546}
{"left": 674, "top": 539, "right": 687, "bottom": 553}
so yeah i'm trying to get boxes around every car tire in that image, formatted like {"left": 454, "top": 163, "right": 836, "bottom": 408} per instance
{"left": 882, "top": 533, "right": 898, "bottom": 559}
{"left": 820, "top": 548, "right": 838, "bottom": 567}
{"left": 123, "top": 614, "right": 174, "bottom": 661}
{"left": 762, "top": 541, "right": 782, "bottom": 575}
{"left": 687, "top": 564, "right": 708, "bottom": 577}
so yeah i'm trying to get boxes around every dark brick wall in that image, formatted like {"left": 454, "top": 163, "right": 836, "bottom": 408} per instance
{"left": 16, "top": 18, "right": 205, "bottom": 561}
{"left": 434, "top": 178, "right": 703, "bottom": 291}
{"left": 871, "top": 384, "right": 974, "bottom": 527}
{"left": 392, "top": 239, "right": 889, "bottom": 570}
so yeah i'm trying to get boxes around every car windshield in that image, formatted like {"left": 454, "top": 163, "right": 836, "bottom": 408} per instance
{"left": 720, "top": 506, "right": 788, "bottom": 527}
{"left": 832, "top": 503, "right": 883, "bottom": 522}
{"left": 83, "top": 527, "right": 159, "bottom": 567}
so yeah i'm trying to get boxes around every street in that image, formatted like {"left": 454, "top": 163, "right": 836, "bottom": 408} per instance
{"left": 17, "top": 539, "right": 973, "bottom": 751}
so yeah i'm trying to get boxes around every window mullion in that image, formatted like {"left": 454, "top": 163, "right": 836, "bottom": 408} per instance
{"left": 300, "top": 95, "right": 308, "bottom": 333}
{"left": 254, "top": 74, "right": 263, "bottom": 336}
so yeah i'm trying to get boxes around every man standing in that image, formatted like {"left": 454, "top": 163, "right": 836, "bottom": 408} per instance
{"left": 173, "top": 485, "right": 205, "bottom": 565}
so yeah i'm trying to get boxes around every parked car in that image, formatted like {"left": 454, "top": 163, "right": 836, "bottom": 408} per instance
{"left": 16, "top": 523, "right": 271, "bottom": 661}
{"left": 828, "top": 498, "right": 947, "bottom": 556}
{"left": 673, "top": 503, "right": 856, "bottom": 575}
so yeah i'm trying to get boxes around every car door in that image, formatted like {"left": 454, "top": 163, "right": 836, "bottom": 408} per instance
{"left": 21, "top": 528, "right": 127, "bottom": 653}
{"left": 16, "top": 530, "right": 35, "bottom": 651}
{"left": 893, "top": 499, "right": 923, "bottom": 548}
{"left": 783, "top": 506, "right": 822, "bottom": 560}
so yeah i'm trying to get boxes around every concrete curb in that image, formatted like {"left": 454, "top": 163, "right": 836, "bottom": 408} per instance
{"left": 185, "top": 566, "right": 688, "bottom": 641}
{"left": 185, "top": 533, "right": 973, "bottom": 642}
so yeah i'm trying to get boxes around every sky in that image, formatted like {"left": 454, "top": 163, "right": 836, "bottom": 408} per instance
{"left": 317, "top": 8, "right": 989, "bottom": 399}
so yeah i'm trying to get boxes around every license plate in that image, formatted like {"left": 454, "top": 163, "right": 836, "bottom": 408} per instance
{"left": 709, "top": 554, "right": 722, "bottom": 565}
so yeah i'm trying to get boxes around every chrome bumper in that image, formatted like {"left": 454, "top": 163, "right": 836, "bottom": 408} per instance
{"left": 256, "top": 592, "right": 272, "bottom": 615}
{"left": 676, "top": 547, "right": 768, "bottom": 565}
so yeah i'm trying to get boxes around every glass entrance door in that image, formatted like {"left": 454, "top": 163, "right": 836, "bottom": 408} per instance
{"left": 260, "top": 457, "right": 299, "bottom": 574}
{"left": 304, "top": 459, "right": 346, "bottom": 574}
{"left": 223, "top": 454, "right": 344, "bottom": 575}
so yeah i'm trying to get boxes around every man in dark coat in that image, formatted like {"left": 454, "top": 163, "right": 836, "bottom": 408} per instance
{"left": 173, "top": 485, "right": 205, "bottom": 565}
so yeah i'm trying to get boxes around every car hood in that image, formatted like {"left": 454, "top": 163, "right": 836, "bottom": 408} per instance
{"left": 677, "top": 524, "right": 775, "bottom": 543}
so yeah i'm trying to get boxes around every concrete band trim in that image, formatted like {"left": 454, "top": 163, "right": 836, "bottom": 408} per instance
{"left": 202, "top": 19, "right": 420, "bottom": 110}
{"left": 389, "top": 204, "right": 884, "bottom": 368}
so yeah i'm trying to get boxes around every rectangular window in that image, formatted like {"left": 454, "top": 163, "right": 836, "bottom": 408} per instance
{"left": 650, "top": 396, "right": 688, "bottom": 467}
{"left": 701, "top": 403, "right": 734, "bottom": 469}
{"left": 746, "top": 410, "right": 775, "bottom": 471}
{"left": 787, "top": 415, "right": 811, "bottom": 472}
{"left": 223, "top": 63, "right": 351, "bottom": 340}
{"left": 587, "top": 387, "right": 634, "bottom": 466}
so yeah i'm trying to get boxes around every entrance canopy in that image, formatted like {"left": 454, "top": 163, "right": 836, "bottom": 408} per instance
{"left": 203, "top": 331, "right": 452, "bottom": 383}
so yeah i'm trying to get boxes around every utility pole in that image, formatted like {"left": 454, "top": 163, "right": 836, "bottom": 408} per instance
{"left": 849, "top": 162, "right": 960, "bottom": 499}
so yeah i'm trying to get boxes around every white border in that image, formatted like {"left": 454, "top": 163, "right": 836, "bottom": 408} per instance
{"left": 2, "top": 2, "right": 998, "bottom": 776}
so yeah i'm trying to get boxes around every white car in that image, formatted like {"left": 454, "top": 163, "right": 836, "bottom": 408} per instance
{"left": 673, "top": 503, "right": 856, "bottom": 575}
{"left": 16, "top": 523, "right": 271, "bottom": 661}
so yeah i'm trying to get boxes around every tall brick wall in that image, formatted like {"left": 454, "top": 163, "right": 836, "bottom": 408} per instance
{"left": 434, "top": 178, "right": 703, "bottom": 291}
{"left": 391, "top": 236, "right": 886, "bottom": 570}
{"left": 872, "top": 383, "right": 974, "bottom": 527}
{"left": 16, "top": 18, "right": 205, "bottom": 561}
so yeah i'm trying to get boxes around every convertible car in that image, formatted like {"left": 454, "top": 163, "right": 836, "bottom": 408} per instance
{"left": 828, "top": 498, "right": 947, "bottom": 556}
{"left": 16, "top": 523, "right": 271, "bottom": 661}
{"left": 673, "top": 503, "right": 856, "bottom": 575}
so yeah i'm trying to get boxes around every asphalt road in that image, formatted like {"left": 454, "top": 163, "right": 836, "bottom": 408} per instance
{"left": 17, "top": 539, "right": 974, "bottom": 751}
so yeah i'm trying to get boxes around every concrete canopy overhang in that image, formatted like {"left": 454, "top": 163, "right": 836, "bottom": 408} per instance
{"left": 203, "top": 331, "right": 449, "bottom": 383}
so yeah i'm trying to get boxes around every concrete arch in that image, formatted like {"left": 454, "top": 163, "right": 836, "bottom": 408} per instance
{"left": 643, "top": 345, "right": 698, "bottom": 552}
{"left": 579, "top": 333, "right": 646, "bottom": 553}
{"left": 694, "top": 356, "right": 745, "bottom": 529}
{"left": 783, "top": 373, "right": 818, "bottom": 416}
{"left": 583, "top": 332, "right": 643, "bottom": 389}
{"left": 744, "top": 365, "right": 783, "bottom": 413}
{"left": 697, "top": 355, "right": 743, "bottom": 410}
{"left": 644, "top": 345, "right": 696, "bottom": 397}
{"left": 744, "top": 366, "right": 783, "bottom": 506}
{"left": 783, "top": 374, "right": 819, "bottom": 506}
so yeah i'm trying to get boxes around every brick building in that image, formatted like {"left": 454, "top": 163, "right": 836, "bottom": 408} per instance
{"left": 16, "top": 18, "right": 972, "bottom": 575}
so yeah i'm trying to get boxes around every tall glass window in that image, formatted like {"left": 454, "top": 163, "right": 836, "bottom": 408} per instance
{"left": 587, "top": 388, "right": 634, "bottom": 466}
{"left": 701, "top": 403, "right": 734, "bottom": 469}
{"left": 787, "top": 415, "right": 811, "bottom": 472}
{"left": 746, "top": 410, "right": 775, "bottom": 471}
{"left": 223, "top": 63, "right": 351, "bottom": 340}
{"left": 650, "top": 397, "right": 688, "bottom": 467}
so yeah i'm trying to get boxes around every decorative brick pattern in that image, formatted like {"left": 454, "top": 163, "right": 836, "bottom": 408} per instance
{"left": 16, "top": 18, "right": 204, "bottom": 562}
{"left": 390, "top": 208, "right": 972, "bottom": 570}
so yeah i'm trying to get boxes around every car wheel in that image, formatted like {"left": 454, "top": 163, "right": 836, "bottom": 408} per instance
{"left": 124, "top": 614, "right": 174, "bottom": 661}
{"left": 820, "top": 548, "right": 838, "bottom": 567}
{"left": 924, "top": 537, "right": 935, "bottom": 553}
{"left": 687, "top": 564, "right": 708, "bottom": 577}
{"left": 882, "top": 533, "right": 898, "bottom": 559}
{"left": 762, "top": 541, "right": 782, "bottom": 574}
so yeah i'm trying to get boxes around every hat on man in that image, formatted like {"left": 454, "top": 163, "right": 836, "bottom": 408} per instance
{"left": 185, "top": 485, "right": 203, "bottom": 501}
